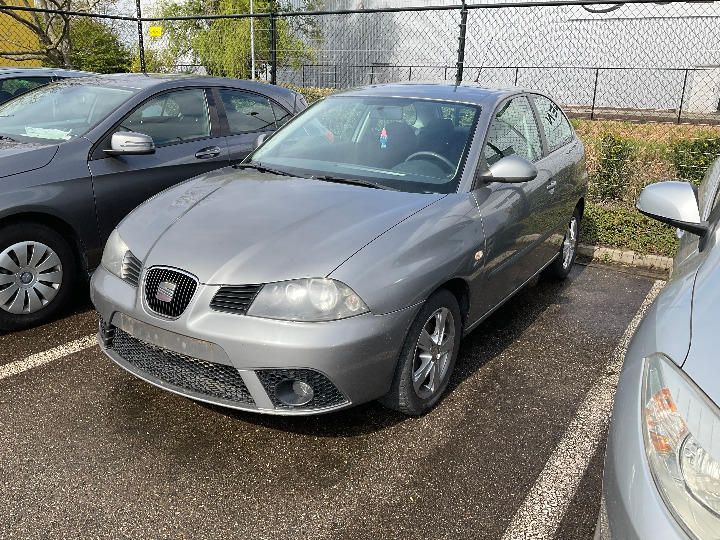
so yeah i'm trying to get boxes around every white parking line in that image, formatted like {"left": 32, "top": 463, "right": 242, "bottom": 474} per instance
{"left": 0, "top": 334, "right": 96, "bottom": 381}
{"left": 501, "top": 279, "right": 665, "bottom": 540}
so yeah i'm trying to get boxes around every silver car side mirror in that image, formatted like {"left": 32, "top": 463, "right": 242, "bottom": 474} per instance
{"left": 487, "top": 154, "right": 538, "bottom": 183}
{"left": 637, "top": 180, "right": 708, "bottom": 237}
{"left": 105, "top": 131, "right": 155, "bottom": 156}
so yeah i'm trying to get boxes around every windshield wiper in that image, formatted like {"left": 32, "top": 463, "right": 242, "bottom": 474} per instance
{"left": 234, "top": 161, "right": 294, "bottom": 177}
{"left": 312, "top": 175, "right": 397, "bottom": 191}
{"left": 0, "top": 135, "right": 17, "bottom": 142}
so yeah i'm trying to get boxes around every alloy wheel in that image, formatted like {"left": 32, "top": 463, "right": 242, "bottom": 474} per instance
{"left": 0, "top": 241, "right": 63, "bottom": 314}
{"left": 562, "top": 216, "right": 578, "bottom": 270}
{"left": 412, "top": 307, "right": 456, "bottom": 399}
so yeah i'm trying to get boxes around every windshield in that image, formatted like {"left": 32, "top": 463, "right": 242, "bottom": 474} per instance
{"left": 0, "top": 83, "right": 135, "bottom": 141}
{"left": 251, "top": 96, "right": 480, "bottom": 194}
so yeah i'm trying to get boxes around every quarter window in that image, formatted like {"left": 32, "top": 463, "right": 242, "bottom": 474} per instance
{"left": 220, "top": 89, "right": 276, "bottom": 134}
{"left": 484, "top": 96, "right": 543, "bottom": 165}
{"left": 533, "top": 95, "right": 573, "bottom": 152}
{"left": 122, "top": 89, "right": 210, "bottom": 146}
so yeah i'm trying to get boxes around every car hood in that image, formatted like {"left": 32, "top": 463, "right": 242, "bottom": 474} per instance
{"left": 0, "top": 139, "right": 58, "bottom": 178}
{"left": 120, "top": 167, "right": 445, "bottom": 285}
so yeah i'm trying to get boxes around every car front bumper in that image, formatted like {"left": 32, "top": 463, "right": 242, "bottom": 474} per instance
{"left": 597, "top": 354, "right": 691, "bottom": 540}
{"left": 90, "top": 265, "right": 419, "bottom": 415}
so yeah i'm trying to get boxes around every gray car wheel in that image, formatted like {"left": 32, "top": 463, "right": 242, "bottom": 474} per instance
{"left": 380, "top": 289, "right": 462, "bottom": 415}
{"left": 0, "top": 223, "right": 76, "bottom": 331}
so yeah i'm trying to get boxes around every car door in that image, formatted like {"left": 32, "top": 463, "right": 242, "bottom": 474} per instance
{"left": 531, "top": 94, "right": 581, "bottom": 252}
{"left": 214, "top": 87, "right": 289, "bottom": 164}
{"left": 88, "top": 87, "right": 229, "bottom": 241}
{"left": 468, "top": 95, "right": 552, "bottom": 320}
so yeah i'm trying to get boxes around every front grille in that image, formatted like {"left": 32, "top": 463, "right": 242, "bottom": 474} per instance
{"left": 121, "top": 251, "right": 142, "bottom": 287}
{"left": 144, "top": 267, "right": 197, "bottom": 318}
{"left": 256, "top": 369, "right": 348, "bottom": 410}
{"left": 109, "top": 328, "right": 254, "bottom": 406}
{"left": 210, "top": 285, "right": 262, "bottom": 315}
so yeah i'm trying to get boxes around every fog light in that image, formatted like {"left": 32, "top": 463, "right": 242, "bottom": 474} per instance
{"left": 275, "top": 379, "right": 314, "bottom": 407}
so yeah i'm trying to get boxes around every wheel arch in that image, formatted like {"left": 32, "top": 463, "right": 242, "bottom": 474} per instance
{"left": 431, "top": 277, "right": 471, "bottom": 328}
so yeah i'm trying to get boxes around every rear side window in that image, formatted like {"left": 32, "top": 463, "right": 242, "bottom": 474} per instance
{"left": 220, "top": 89, "right": 276, "bottom": 134}
{"left": 533, "top": 95, "right": 573, "bottom": 152}
{"left": 123, "top": 88, "right": 211, "bottom": 146}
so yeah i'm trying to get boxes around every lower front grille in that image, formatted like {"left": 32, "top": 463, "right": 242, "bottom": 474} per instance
{"left": 256, "top": 368, "right": 348, "bottom": 410}
{"left": 109, "top": 328, "right": 254, "bottom": 406}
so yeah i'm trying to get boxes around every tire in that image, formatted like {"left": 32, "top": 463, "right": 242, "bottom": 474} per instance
{"left": 380, "top": 289, "right": 462, "bottom": 416}
{"left": 543, "top": 207, "right": 581, "bottom": 281}
{"left": 0, "top": 223, "right": 77, "bottom": 331}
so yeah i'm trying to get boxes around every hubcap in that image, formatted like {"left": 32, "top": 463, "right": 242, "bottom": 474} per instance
{"left": 412, "top": 307, "right": 455, "bottom": 399}
{"left": 562, "top": 217, "right": 578, "bottom": 270}
{"left": 0, "top": 241, "right": 63, "bottom": 314}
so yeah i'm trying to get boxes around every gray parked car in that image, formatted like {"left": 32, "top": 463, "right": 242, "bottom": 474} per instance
{"left": 91, "top": 84, "right": 587, "bottom": 416}
{"left": 597, "top": 161, "right": 720, "bottom": 539}
{"left": 0, "top": 73, "right": 306, "bottom": 329}
{"left": 0, "top": 67, "right": 92, "bottom": 104}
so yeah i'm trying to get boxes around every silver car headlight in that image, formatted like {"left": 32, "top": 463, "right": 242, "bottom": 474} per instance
{"left": 642, "top": 353, "right": 720, "bottom": 538}
{"left": 101, "top": 229, "right": 130, "bottom": 279}
{"left": 247, "top": 278, "right": 369, "bottom": 322}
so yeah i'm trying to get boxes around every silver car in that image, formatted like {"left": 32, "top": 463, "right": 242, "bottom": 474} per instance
{"left": 90, "top": 84, "right": 587, "bottom": 415}
{"left": 597, "top": 161, "right": 720, "bottom": 538}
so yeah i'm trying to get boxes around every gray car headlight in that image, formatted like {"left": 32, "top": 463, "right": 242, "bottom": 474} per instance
{"left": 642, "top": 353, "right": 720, "bottom": 538}
{"left": 101, "top": 229, "right": 130, "bottom": 279}
{"left": 247, "top": 278, "right": 369, "bottom": 322}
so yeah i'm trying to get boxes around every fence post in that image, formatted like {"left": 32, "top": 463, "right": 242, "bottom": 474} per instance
{"left": 590, "top": 68, "right": 600, "bottom": 120}
{"left": 136, "top": 0, "right": 146, "bottom": 73}
{"left": 301, "top": 64, "right": 305, "bottom": 87}
{"left": 514, "top": 67, "right": 519, "bottom": 86}
{"left": 269, "top": 6, "right": 277, "bottom": 85}
{"left": 678, "top": 68, "right": 689, "bottom": 124}
{"left": 455, "top": 0, "right": 468, "bottom": 86}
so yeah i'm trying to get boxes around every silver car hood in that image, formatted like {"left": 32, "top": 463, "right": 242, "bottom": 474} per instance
{"left": 121, "top": 167, "right": 444, "bottom": 285}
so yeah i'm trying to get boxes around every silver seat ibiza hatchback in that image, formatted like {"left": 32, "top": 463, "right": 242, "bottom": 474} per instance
{"left": 91, "top": 83, "right": 587, "bottom": 416}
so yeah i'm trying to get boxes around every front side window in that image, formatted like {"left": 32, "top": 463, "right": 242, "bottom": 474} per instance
{"left": 484, "top": 96, "right": 542, "bottom": 166}
{"left": 250, "top": 96, "right": 481, "bottom": 194}
{"left": 220, "top": 89, "right": 276, "bottom": 134}
{"left": 0, "top": 83, "right": 135, "bottom": 141}
{"left": 533, "top": 95, "right": 573, "bottom": 152}
{"left": 123, "top": 88, "right": 210, "bottom": 146}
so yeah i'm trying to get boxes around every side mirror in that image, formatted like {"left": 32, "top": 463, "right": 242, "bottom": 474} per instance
{"left": 486, "top": 154, "right": 538, "bottom": 183}
{"left": 636, "top": 180, "right": 708, "bottom": 237}
{"left": 105, "top": 131, "right": 155, "bottom": 156}
{"left": 255, "top": 133, "right": 269, "bottom": 149}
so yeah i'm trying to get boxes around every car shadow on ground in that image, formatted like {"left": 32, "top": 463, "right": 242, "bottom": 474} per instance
{"left": 207, "top": 264, "right": 588, "bottom": 437}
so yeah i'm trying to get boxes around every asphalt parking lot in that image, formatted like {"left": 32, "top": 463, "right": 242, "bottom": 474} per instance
{"left": 0, "top": 262, "right": 662, "bottom": 540}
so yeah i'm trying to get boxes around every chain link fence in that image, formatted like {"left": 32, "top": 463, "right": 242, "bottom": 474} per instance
{"left": 1, "top": 0, "right": 720, "bottom": 216}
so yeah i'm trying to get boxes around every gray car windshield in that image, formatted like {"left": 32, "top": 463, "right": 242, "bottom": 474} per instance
{"left": 251, "top": 96, "right": 480, "bottom": 194}
{"left": 0, "top": 83, "right": 134, "bottom": 141}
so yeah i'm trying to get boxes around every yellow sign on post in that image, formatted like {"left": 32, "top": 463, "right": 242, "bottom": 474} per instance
{"left": 148, "top": 26, "right": 162, "bottom": 38}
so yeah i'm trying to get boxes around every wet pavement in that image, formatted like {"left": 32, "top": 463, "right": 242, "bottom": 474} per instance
{"left": 0, "top": 263, "right": 657, "bottom": 540}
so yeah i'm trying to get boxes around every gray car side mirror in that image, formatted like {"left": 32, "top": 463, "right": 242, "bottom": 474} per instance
{"left": 105, "top": 131, "right": 156, "bottom": 156}
{"left": 636, "top": 180, "right": 709, "bottom": 237}
{"left": 486, "top": 154, "right": 538, "bottom": 183}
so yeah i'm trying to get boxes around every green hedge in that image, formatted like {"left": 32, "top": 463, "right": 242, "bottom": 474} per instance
{"left": 582, "top": 202, "right": 678, "bottom": 257}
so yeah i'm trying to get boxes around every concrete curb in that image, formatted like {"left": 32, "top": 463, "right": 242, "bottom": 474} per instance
{"left": 577, "top": 243, "right": 672, "bottom": 271}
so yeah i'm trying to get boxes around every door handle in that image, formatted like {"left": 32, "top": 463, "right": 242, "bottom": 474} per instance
{"left": 546, "top": 180, "right": 557, "bottom": 191}
{"left": 195, "top": 146, "right": 222, "bottom": 160}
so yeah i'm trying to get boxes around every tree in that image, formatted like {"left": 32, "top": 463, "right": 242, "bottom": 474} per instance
{"left": 68, "top": 17, "right": 131, "bottom": 72}
{"left": 154, "top": 0, "right": 322, "bottom": 79}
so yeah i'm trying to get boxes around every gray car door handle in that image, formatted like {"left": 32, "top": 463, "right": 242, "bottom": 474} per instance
{"left": 195, "top": 146, "right": 222, "bottom": 159}
{"left": 546, "top": 180, "right": 557, "bottom": 190}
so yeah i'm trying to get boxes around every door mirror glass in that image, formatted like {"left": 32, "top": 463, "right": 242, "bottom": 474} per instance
{"left": 106, "top": 131, "right": 155, "bottom": 156}
{"left": 255, "top": 133, "right": 269, "bottom": 149}
{"left": 637, "top": 180, "right": 708, "bottom": 237}
{"left": 487, "top": 154, "right": 538, "bottom": 183}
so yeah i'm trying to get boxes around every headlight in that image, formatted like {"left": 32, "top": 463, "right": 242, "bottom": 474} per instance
{"left": 642, "top": 353, "right": 720, "bottom": 538}
{"left": 101, "top": 228, "right": 130, "bottom": 279}
{"left": 247, "top": 278, "right": 369, "bottom": 321}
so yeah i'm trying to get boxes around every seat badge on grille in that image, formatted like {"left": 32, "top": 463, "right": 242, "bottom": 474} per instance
{"left": 156, "top": 281, "right": 177, "bottom": 303}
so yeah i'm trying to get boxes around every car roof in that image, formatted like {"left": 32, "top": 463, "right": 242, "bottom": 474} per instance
{"left": 331, "top": 82, "right": 535, "bottom": 107}
{"left": 0, "top": 67, "right": 94, "bottom": 78}
{"left": 57, "top": 72, "right": 302, "bottom": 112}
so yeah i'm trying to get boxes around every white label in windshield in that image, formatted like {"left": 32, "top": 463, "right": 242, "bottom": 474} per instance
{"left": 25, "top": 127, "right": 71, "bottom": 140}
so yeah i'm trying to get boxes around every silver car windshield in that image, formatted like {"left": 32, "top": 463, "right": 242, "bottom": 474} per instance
{"left": 251, "top": 96, "right": 480, "bottom": 194}
{"left": 0, "top": 83, "right": 134, "bottom": 141}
